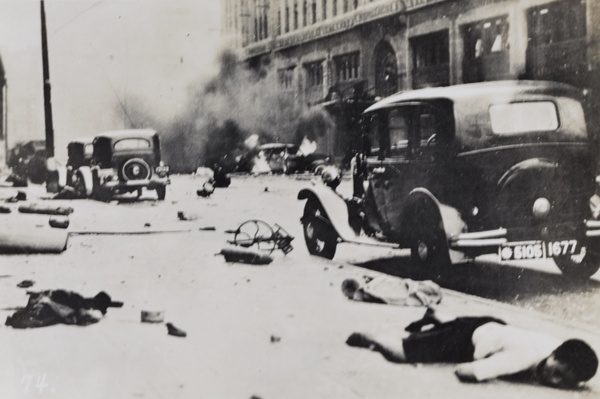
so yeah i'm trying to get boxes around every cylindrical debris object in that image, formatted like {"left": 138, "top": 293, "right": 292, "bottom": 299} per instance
{"left": 0, "top": 223, "right": 68, "bottom": 254}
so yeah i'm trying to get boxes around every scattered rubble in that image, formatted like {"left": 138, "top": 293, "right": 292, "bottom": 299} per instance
{"left": 178, "top": 211, "right": 200, "bottom": 221}
{"left": 141, "top": 310, "right": 165, "bottom": 323}
{"left": 166, "top": 322, "right": 187, "bottom": 337}
{"left": 49, "top": 215, "right": 70, "bottom": 229}
{"left": 16, "top": 280, "right": 35, "bottom": 288}
{"left": 197, "top": 181, "right": 215, "bottom": 197}
{"left": 270, "top": 335, "right": 281, "bottom": 343}
{"left": 18, "top": 203, "right": 74, "bottom": 216}
{"left": 5, "top": 191, "right": 27, "bottom": 203}
{"left": 217, "top": 247, "right": 273, "bottom": 265}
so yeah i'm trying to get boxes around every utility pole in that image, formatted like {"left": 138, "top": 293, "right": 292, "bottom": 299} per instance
{"left": 40, "top": 0, "right": 54, "bottom": 159}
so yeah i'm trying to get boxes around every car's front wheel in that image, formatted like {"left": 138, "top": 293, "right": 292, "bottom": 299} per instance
{"left": 554, "top": 247, "right": 600, "bottom": 280}
{"left": 302, "top": 199, "right": 337, "bottom": 260}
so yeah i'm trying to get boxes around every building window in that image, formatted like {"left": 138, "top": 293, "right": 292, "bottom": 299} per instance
{"left": 279, "top": 66, "right": 296, "bottom": 89}
{"left": 312, "top": 1, "right": 317, "bottom": 24}
{"left": 528, "top": 0, "right": 586, "bottom": 47}
{"left": 375, "top": 41, "right": 398, "bottom": 97}
{"left": 303, "top": 0, "right": 307, "bottom": 27}
{"left": 410, "top": 30, "right": 450, "bottom": 89}
{"left": 354, "top": 0, "right": 358, "bottom": 9}
{"left": 525, "top": 0, "right": 587, "bottom": 86}
{"left": 461, "top": 16, "right": 509, "bottom": 83}
{"left": 334, "top": 52, "right": 360, "bottom": 82}
{"left": 333, "top": 0, "right": 337, "bottom": 16}
{"left": 285, "top": 6, "right": 290, "bottom": 32}
{"left": 322, "top": 0, "right": 327, "bottom": 20}
{"left": 294, "top": 2, "right": 298, "bottom": 29}
{"left": 343, "top": 0, "right": 348, "bottom": 13}
{"left": 305, "top": 61, "right": 324, "bottom": 88}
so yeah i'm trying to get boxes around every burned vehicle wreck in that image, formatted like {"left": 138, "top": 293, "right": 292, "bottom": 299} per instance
{"left": 299, "top": 81, "right": 600, "bottom": 280}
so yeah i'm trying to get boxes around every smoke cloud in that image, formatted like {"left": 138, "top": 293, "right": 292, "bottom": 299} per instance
{"left": 118, "top": 49, "right": 335, "bottom": 173}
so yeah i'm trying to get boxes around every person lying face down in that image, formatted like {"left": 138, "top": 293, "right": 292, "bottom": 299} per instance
{"left": 346, "top": 308, "right": 598, "bottom": 389}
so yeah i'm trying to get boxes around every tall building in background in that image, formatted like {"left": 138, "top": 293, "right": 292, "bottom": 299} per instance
{"left": 223, "top": 0, "right": 600, "bottom": 163}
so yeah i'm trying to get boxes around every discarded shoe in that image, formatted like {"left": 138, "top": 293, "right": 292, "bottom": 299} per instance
{"left": 166, "top": 322, "right": 187, "bottom": 337}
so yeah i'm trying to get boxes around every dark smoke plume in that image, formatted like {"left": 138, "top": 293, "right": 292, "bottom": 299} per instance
{"left": 118, "top": 49, "right": 335, "bottom": 173}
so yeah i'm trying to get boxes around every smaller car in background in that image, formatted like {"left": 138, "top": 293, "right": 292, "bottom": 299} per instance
{"left": 285, "top": 151, "right": 333, "bottom": 175}
{"left": 91, "top": 129, "right": 170, "bottom": 200}
{"left": 6, "top": 140, "right": 48, "bottom": 186}
{"left": 235, "top": 142, "right": 333, "bottom": 174}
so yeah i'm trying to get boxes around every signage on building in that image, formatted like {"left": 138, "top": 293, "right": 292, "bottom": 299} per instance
{"left": 244, "top": 0, "right": 447, "bottom": 57}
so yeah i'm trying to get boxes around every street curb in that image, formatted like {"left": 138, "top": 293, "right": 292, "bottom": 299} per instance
{"left": 442, "top": 288, "right": 600, "bottom": 338}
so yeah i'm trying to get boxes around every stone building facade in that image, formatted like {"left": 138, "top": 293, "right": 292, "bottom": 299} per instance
{"left": 223, "top": 0, "right": 600, "bottom": 160}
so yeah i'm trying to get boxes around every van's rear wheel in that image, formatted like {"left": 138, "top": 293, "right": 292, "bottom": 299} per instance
{"left": 554, "top": 247, "right": 600, "bottom": 280}
{"left": 302, "top": 199, "right": 337, "bottom": 260}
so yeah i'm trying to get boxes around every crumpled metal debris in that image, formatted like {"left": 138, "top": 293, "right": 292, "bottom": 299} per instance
{"left": 226, "top": 220, "right": 294, "bottom": 255}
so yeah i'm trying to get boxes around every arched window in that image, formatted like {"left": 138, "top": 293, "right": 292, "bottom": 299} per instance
{"left": 374, "top": 41, "right": 398, "bottom": 98}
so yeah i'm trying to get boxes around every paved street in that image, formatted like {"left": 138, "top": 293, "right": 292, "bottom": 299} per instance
{"left": 1, "top": 174, "right": 599, "bottom": 399}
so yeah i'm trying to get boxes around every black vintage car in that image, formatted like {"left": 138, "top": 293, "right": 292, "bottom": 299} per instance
{"left": 299, "top": 80, "right": 600, "bottom": 280}
{"left": 90, "top": 129, "right": 170, "bottom": 200}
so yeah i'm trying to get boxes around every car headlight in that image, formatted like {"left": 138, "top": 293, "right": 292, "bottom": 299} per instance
{"left": 532, "top": 197, "right": 551, "bottom": 219}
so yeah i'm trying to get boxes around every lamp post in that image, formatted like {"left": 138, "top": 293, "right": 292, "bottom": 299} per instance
{"left": 40, "top": 0, "right": 57, "bottom": 192}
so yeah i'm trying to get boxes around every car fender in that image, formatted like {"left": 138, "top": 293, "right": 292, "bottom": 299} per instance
{"left": 298, "top": 185, "right": 359, "bottom": 242}
{"left": 77, "top": 166, "right": 94, "bottom": 196}
{"left": 402, "top": 188, "right": 469, "bottom": 263}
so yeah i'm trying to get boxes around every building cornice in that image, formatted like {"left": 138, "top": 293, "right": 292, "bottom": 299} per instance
{"left": 242, "top": 0, "right": 447, "bottom": 59}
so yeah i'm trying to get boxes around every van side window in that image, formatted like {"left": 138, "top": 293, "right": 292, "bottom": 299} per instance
{"left": 419, "top": 113, "right": 438, "bottom": 147}
{"left": 388, "top": 109, "right": 408, "bottom": 155}
{"left": 364, "top": 112, "right": 389, "bottom": 159}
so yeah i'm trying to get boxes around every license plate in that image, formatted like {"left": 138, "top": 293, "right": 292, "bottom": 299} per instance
{"left": 499, "top": 240, "right": 579, "bottom": 261}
